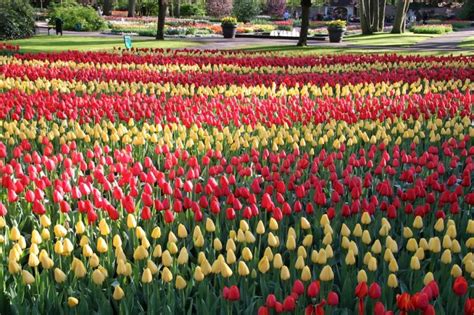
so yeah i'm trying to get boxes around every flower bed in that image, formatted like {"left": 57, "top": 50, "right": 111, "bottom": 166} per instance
{"left": 410, "top": 24, "right": 453, "bottom": 34}
{"left": 0, "top": 47, "right": 472, "bottom": 314}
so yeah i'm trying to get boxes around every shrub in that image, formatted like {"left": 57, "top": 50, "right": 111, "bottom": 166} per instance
{"left": 48, "top": 0, "right": 105, "bottom": 31}
{"left": 207, "top": 0, "right": 233, "bottom": 17}
{"left": 266, "top": 0, "right": 286, "bottom": 17}
{"left": 233, "top": 0, "right": 261, "bottom": 22}
{"left": 0, "top": 0, "right": 35, "bottom": 40}
{"left": 180, "top": 4, "right": 205, "bottom": 17}
{"left": 409, "top": 24, "right": 452, "bottom": 34}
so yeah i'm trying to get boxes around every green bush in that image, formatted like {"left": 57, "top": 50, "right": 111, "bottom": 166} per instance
{"left": 48, "top": 0, "right": 105, "bottom": 31}
{"left": 0, "top": 0, "right": 35, "bottom": 40}
{"left": 180, "top": 4, "right": 205, "bottom": 17}
{"left": 409, "top": 24, "right": 452, "bottom": 34}
{"left": 233, "top": 0, "right": 260, "bottom": 23}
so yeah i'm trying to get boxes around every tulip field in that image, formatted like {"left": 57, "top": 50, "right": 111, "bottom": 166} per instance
{"left": 0, "top": 43, "right": 473, "bottom": 314}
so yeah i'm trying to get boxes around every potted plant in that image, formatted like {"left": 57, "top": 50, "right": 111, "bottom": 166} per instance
{"left": 221, "top": 16, "right": 238, "bottom": 39}
{"left": 327, "top": 19, "right": 347, "bottom": 43}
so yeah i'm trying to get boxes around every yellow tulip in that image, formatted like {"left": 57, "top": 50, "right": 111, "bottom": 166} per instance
{"left": 22, "top": 270, "right": 35, "bottom": 285}
{"left": 194, "top": 266, "right": 205, "bottom": 282}
{"left": 320, "top": 265, "right": 334, "bottom": 281}
{"left": 238, "top": 261, "right": 250, "bottom": 276}
{"left": 301, "top": 266, "right": 311, "bottom": 281}
{"left": 54, "top": 268, "right": 67, "bottom": 283}
{"left": 97, "top": 237, "right": 108, "bottom": 253}
{"left": 387, "top": 274, "right": 398, "bottom": 288}
{"left": 68, "top": 297, "right": 79, "bottom": 308}
{"left": 92, "top": 269, "right": 106, "bottom": 285}
{"left": 142, "top": 268, "right": 153, "bottom": 284}
{"left": 258, "top": 256, "right": 270, "bottom": 273}
{"left": 113, "top": 285, "right": 125, "bottom": 300}
{"left": 175, "top": 276, "right": 187, "bottom": 289}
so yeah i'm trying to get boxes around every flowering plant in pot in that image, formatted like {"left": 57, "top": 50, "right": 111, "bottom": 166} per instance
{"left": 221, "top": 16, "right": 238, "bottom": 38}
{"left": 327, "top": 19, "right": 347, "bottom": 42}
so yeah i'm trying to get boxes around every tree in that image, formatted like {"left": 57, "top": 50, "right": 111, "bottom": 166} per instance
{"left": 128, "top": 0, "right": 136, "bottom": 17}
{"left": 391, "top": 0, "right": 409, "bottom": 33}
{"left": 156, "top": 0, "right": 167, "bottom": 40}
{"left": 359, "top": 0, "right": 387, "bottom": 34}
{"left": 103, "top": 0, "right": 113, "bottom": 16}
{"left": 266, "top": 0, "right": 286, "bottom": 16}
{"left": 206, "top": 0, "right": 233, "bottom": 17}
{"left": 233, "top": 0, "right": 260, "bottom": 22}
{"left": 297, "top": 0, "right": 311, "bottom": 46}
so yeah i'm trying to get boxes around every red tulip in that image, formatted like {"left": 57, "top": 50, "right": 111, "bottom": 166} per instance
{"left": 396, "top": 293, "right": 413, "bottom": 312}
{"left": 292, "top": 280, "right": 305, "bottom": 296}
{"left": 227, "top": 285, "right": 240, "bottom": 301}
{"left": 258, "top": 306, "right": 269, "bottom": 315}
{"left": 374, "top": 302, "right": 386, "bottom": 315}
{"left": 453, "top": 276, "right": 468, "bottom": 296}
{"left": 266, "top": 294, "right": 277, "bottom": 308}
{"left": 465, "top": 298, "right": 474, "bottom": 315}
{"left": 368, "top": 283, "right": 382, "bottom": 300}
{"left": 411, "top": 292, "right": 429, "bottom": 310}
{"left": 283, "top": 296, "right": 296, "bottom": 312}
{"left": 307, "top": 281, "right": 321, "bottom": 298}
{"left": 327, "top": 291, "right": 339, "bottom": 306}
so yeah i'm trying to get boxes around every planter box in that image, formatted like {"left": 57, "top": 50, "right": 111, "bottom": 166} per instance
{"left": 327, "top": 27, "right": 346, "bottom": 43}
{"left": 221, "top": 25, "right": 237, "bottom": 39}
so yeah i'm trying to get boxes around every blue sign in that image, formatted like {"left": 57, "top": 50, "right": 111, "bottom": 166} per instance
{"left": 124, "top": 36, "right": 132, "bottom": 49}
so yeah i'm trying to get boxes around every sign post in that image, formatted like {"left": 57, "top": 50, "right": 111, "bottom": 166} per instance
{"left": 123, "top": 36, "right": 132, "bottom": 49}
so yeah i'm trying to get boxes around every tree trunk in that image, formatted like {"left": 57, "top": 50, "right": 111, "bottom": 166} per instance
{"left": 297, "top": 0, "right": 311, "bottom": 46}
{"left": 157, "top": 0, "right": 167, "bottom": 40}
{"left": 360, "top": 0, "right": 372, "bottom": 35}
{"left": 370, "top": 0, "right": 379, "bottom": 32}
{"left": 128, "top": 0, "right": 136, "bottom": 17}
{"left": 174, "top": 0, "right": 180, "bottom": 17}
{"left": 377, "top": 0, "right": 386, "bottom": 31}
{"left": 103, "top": 0, "right": 112, "bottom": 16}
{"left": 391, "top": 0, "right": 409, "bottom": 33}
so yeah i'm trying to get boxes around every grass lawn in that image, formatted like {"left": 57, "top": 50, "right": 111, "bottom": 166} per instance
{"left": 343, "top": 32, "right": 437, "bottom": 47}
{"left": 7, "top": 35, "right": 199, "bottom": 53}
{"left": 459, "top": 36, "right": 474, "bottom": 49}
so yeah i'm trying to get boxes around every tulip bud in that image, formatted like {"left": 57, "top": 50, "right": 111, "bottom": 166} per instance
{"left": 31, "top": 230, "right": 42, "bottom": 245}
{"left": 175, "top": 275, "right": 187, "bottom": 289}
{"left": 127, "top": 214, "right": 137, "bottom": 229}
{"left": 320, "top": 265, "right": 334, "bottom": 281}
{"left": 22, "top": 270, "right": 35, "bottom": 285}
{"left": 301, "top": 266, "right": 311, "bottom": 281}
{"left": 357, "top": 270, "right": 367, "bottom": 283}
{"left": 387, "top": 274, "right": 398, "bottom": 288}
{"left": 423, "top": 272, "right": 434, "bottom": 285}
{"left": 151, "top": 227, "right": 162, "bottom": 239}
{"left": 194, "top": 266, "right": 204, "bottom": 282}
{"left": 256, "top": 220, "right": 265, "bottom": 234}
{"left": 242, "top": 247, "right": 253, "bottom": 261}
{"left": 68, "top": 297, "right": 79, "bottom": 308}
{"left": 269, "top": 218, "right": 278, "bottom": 231}
{"left": 280, "top": 266, "right": 290, "bottom": 280}
{"left": 238, "top": 261, "right": 250, "bottom": 276}
{"left": 54, "top": 268, "right": 67, "bottom": 283}
{"left": 40, "top": 215, "right": 51, "bottom": 227}
{"left": 10, "top": 226, "right": 21, "bottom": 241}
{"left": 258, "top": 256, "right": 270, "bottom": 273}
{"left": 75, "top": 221, "right": 85, "bottom": 235}
{"left": 113, "top": 285, "right": 125, "bottom": 300}
{"left": 177, "top": 247, "right": 189, "bottom": 264}
{"left": 142, "top": 268, "right": 153, "bottom": 284}
{"left": 177, "top": 224, "right": 187, "bottom": 238}
{"left": 451, "top": 264, "right": 463, "bottom": 277}
{"left": 92, "top": 269, "right": 106, "bottom": 285}
{"left": 300, "top": 217, "right": 311, "bottom": 230}
{"left": 98, "top": 219, "right": 110, "bottom": 236}
{"left": 361, "top": 212, "right": 371, "bottom": 225}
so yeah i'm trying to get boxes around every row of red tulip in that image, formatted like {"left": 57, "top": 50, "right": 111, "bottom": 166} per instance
{"left": 15, "top": 49, "right": 474, "bottom": 69}
{"left": 0, "top": 90, "right": 471, "bottom": 125}
{"left": 2, "top": 62, "right": 473, "bottom": 87}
